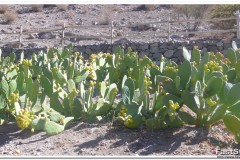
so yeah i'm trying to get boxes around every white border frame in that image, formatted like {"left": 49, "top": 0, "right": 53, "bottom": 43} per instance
{"left": 0, "top": 2, "right": 237, "bottom": 160}
{"left": 0, "top": 0, "right": 240, "bottom": 4}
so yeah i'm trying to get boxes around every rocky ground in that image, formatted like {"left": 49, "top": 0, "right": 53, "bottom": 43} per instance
{"left": 0, "top": 4, "right": 231, "bottom": 49}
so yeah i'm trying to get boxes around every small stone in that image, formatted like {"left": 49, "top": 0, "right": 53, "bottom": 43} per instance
{"left": 131, "top": 24, "right": 151, "bottom": 31}
{"left": 153, "top": 52, "right": 161, "bottom": 59}
{"left": 139, "top": 51, "right": 146, "bottom": 58}
{"left": 164, "top": 50, "right": 174, "bottom": 58}
{"left": 222, "top": 50, "right": 228, "bottom": 56}
{"left": 159, "top": 42, "right": 168, "bottom": 49}
{"left": 86, "top": 48, "right": 92, "bottom": 54}
{"left": 223, "top": 39, "right": 231, "bottom": 43}
{"left": 38, "top": 32, "right": 54, "bottom": 39}
{"left": 78, "top": 149, "right": 83, "bottom": 154}
{"left": 36, "top": 148, "right": 42, "bottom": 152}
{"left": 167, "top": 44, "right": 175, "bottom": 50}
{"left": 150, "top": 46, "right": 159, "bottom": 53}
{"left": 207, "top": 45, "right": 217, "bottom": 52}
{"left": 216, "top": 41, "right": 223, "bottom": 47}
{"left": 217, "top": 46, "right": 224, "bottom": 51}
{"left": 15, "top": 149, "right": 21, "bottom": 154}
{"left": 224, "top": 43, "right": 232, "bottom": 49}
{"left": 148, "top": 53, "right": 153, "bottom": 57}
{"left": 124, "top": 148, "right": 130, "bottom": 152}
{"left": 196, "top": 43, "right": 203, "bottom": 49}
{"left": 186, "top": 46, "right": 193, "bottom": 50}
{"left": 140, "top": 43, "right": 149, "bottom": 50}
{"left": 177, "top": 46, "right": 183, "bottom": 50}
{"left": 171, "top": 58, "right": 178, "bottom": 63}
{"left": 174, "top": 50, "right": 182, "bottom": 58}
{"left": 152, "top": 24, "right": 157, "bottom": 31}
{"left": 150, "top": 42, "right": 158, "bottom": 48}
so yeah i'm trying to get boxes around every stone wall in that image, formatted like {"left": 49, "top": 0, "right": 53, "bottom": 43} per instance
{"left": 1, "top": 39, "right": 240, "bottom": 63}
{"left": 73, "top": 39, "right": 240, "bottom": 64}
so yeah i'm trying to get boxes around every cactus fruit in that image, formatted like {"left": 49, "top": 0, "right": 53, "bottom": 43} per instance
{"left": 16, "top": 109, "right": 35, "bottom": 129}
{"left": 123, "top": 115, "right": 142, "bottom": 129}
{"left": 8, "top": 92, "right": 19, "bottom": 105}
{"left": 207, "top": 99, "right": 217, "bottom": 107}
{"left": 21, "top": 59, "right": 32, "bottom": 67}
{"left": 204, "top": 61, "right": 223, "bottom": 73}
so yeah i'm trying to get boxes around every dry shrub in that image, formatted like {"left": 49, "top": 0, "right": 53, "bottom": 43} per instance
{"left": 98, "top": 13, "right": 110, "bottom": 25}
{"left": 134, "top": 4, "right": 159, "bottom": 11}
{"left": 0, "top": 4, "right": 8, "bottom": 14}
{"left": 31, "top": 4, "right": 43, "bottom": 12}
{"left": 4, "top": 10, "right": 17, "bottom": 24}
{"left": 97, "top": 6, "right": 112, "bottom": 25}
{"left": 57, "top": 4, "right": 68, "bottom": 11}
{"left": 210, "top": 5, "right": 240, "bottom": 30}
{"left": 171, "top": 5, "right": 210, "bottom": 31}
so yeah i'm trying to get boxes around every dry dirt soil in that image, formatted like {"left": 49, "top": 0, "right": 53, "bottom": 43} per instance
{"left": 0, "top": 120, "right": 240, "bottom": 156}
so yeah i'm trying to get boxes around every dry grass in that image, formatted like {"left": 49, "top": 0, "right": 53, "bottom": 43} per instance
{"left": 0, "top": 4, "right": 8, "bottom": 14}
{"left": 4, "top": 10, "right": 18, "bottom": 24}
{"left": 171, "top": 5, "right": 210, "bottom": 31}
{"left": 97, "top": 6, "right": 112, "bottom": 25}
{"left": 31, "top": 4, "right": 43, "bottom": 12}
{"left": 57, "top": 4, "right": 68, "bottom": 11}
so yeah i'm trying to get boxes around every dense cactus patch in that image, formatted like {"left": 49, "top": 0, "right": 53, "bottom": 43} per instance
{"left": 1, "top": 42, "right": 240, "bottom": 143}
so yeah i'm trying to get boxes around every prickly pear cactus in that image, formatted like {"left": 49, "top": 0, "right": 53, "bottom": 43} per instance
{"left": 145, "top": 118, "right": 168, "bottom": 131}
